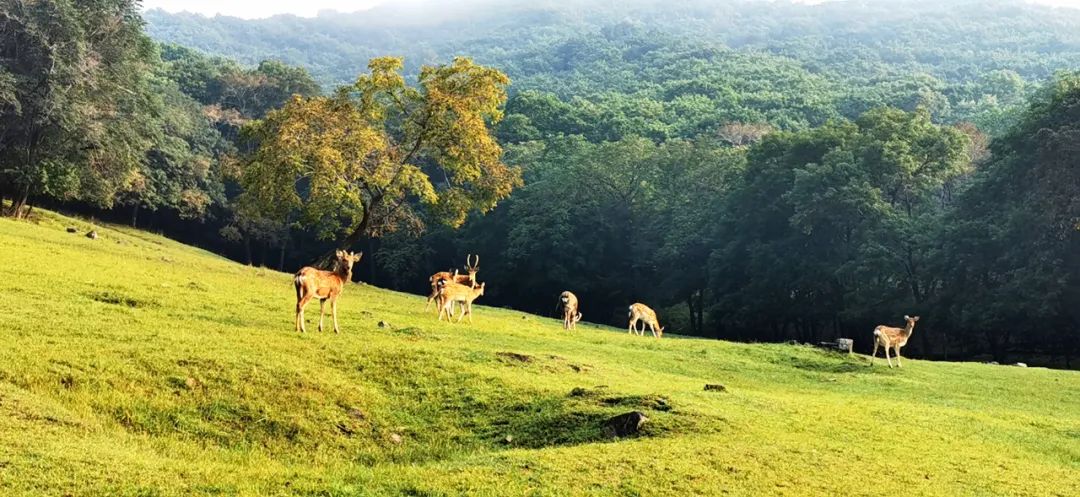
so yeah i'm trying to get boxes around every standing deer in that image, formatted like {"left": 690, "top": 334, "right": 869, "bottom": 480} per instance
{"left": 628, "top": 303, "right": 664, "bottom": 339}
{"left": 294, "top": 250, "right": 362, "bottom": 333}
{"left": 437, "top": 281, "right": 486, "bottom": 324}
{"left": 425, "top": 254, "right": 480, "bottom": 313}
{"left": 558, "top": 291, "right": 582, "bottom": 330}
{"left": 870, "top": 315, "right": 920, "bottom": 367}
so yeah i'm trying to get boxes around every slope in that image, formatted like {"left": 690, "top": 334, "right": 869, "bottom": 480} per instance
{"left": 0, "top": 209, "right": 1077, "bottom": 496}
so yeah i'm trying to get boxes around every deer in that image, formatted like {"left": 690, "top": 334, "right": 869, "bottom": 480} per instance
{"left": 425, "top": 254, "right": 480, "bottom": 313}
{"left": 557, "top": 291, "right": 582, "bottom": 330}
{"left": 628, "top": 303, "right": 664, "bottom": 339}
{"left": 437, "top": 280, "right": 486, "bottom": 324}
{"left": 294, "top": 250, "right": 362, "bottom": 333}
{"left": 870, "top": 315, "right": 920, "bottom": 368}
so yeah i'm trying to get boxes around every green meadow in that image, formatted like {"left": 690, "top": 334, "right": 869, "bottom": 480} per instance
{"left": 0, "top": 210, "right": 1077, "bottom": 496}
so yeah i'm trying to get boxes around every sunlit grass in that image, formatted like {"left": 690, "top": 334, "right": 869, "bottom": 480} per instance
{"left": 0, "top": 209, "right": 1077, "bottom": 496}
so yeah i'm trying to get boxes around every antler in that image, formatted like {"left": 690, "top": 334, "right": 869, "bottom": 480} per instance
{"left": 465, "top": 254, "right": 479, "bottom": 269}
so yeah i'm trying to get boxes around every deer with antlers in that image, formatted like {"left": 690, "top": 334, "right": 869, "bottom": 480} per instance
{"left": 437, "top": 280, "right": 486, "bottom": 324}
{"left": 557, "top": 291, "right": 582, "bottom": 330}
{"left": 870, "top": 315, "right": 920, "bottom": 367}
{"left": 628, "top": 303, "right": 664, "bottom": 339}
{"left": 425, "top": 254, "right": 480, "bottom": 313}
{"left": 294, "top": 250, "right": 362, "bottom": 333}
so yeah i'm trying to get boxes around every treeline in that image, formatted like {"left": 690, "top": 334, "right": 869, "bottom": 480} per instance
{"left": 407, "top": 78, "right": 1077, "bottom": 367}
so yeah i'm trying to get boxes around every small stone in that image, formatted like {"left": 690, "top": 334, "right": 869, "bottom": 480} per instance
{"left": 604, "top": 411, "right": 648, "bottom": 438}
{"left": 85, "top": 230, "right": 98, "bottom": 240}
{"left": 704, "top": 384, "right": 727, "bottom": 392}
{"left": 66, "top": 227, "right": 78, "bottom": 233}
{"left": 378, "top": 321, "right": 390, "bottom": 328}
{"left": 1014, "top": 362, "right": 1028, "bottom": 368}
{"left": 389, "top": 433, "right": 403, "bottom": 444}
{"left": 503, "top": 435, "right": 513, "bottom": 444}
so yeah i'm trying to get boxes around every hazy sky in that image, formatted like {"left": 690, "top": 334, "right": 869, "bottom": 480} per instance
{"left": 142, "top": 0, "right": 1080, "bottom": 19}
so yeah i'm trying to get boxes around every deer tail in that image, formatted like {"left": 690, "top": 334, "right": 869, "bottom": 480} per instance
{"left": 873, "top": 326, "right": 882, "bottom": 338}
{"left": 294, "top": 274, "right": 304, "bottom": 301}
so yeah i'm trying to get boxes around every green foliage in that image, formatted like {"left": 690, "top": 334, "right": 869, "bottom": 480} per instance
{"left": 938, "top": 73, "right": 1080, "bottom": 360}
{"left": 238, "top": 57, "right": 522, "bottom": 248}
{"left": 1, "top": 209, "right": 1077, "bottom": 495}
{"left": 0, "top": 0, "right": 158, "bottom": 215}
{"left": 144, "top": 0, "right": 1080, "bottom": 130}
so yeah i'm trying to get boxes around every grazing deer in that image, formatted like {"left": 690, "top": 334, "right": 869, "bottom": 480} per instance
{"left": 870, "top": 315, "right": 920, "bottom": 367}
{"left": 628, "top": 303, "right": 664, "bottom": 339}
{"left": 558, "top": 291, "right": 582, "bottom": 330}
{"left": 438, "top": 280, "right": 486, "bottom": 324}
{"left": 425, "top": 254, "right": 480, "bottom": 312}
{"left": 294, "top": 250, "right": 362, "bottom": 333}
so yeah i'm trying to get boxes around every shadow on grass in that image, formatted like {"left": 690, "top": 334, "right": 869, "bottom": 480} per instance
{"left": 782, "top": 351, "right": 873, "bottom": 375}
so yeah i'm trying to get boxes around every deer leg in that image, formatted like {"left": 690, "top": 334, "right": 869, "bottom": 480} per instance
{"left": 295, "top": 298, "right": 304, "bottom": 333}
{"left": 638, "top": 322, "right": 645, "bottom": 336}
{"left": 649, "top": 323, "right": 659, "bottom": 338}
{"left": 296, "top": 293, "right": 313, "bottom": 333}
{"left": 885, "top": 344, "right": 894, "bottom": 368}
{"left": 331, "top": 298, "right": 340, "bottom": 334}
{"left": 425, "top": 284, "right": 439, "bottom": 312}
{"left": 318, "top": 298, "right": 326, "bottom": 332}
{"left": 895, "top": 346, "right": 902, "bottom": 367}
{"left": 870, "top": 341, "right": 878, "bottom": 366}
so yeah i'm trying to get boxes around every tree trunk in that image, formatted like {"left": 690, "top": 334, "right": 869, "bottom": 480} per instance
{"left": 244, "top": 236, "right": 253, "bottom": 266}
{"left": 367, "top": 237, "right": 376, "bottom": 285}
{"left": 12, "top": 184, "right": 30, "bottom": 219}
{"left": 131, "top": 204, "right": 139, "bottom": 227}
{"left": 278, "top": 243, "right": 286, "bottom": 272}
{"left": 686, "top": 295, "right": 697, "bottom": 336}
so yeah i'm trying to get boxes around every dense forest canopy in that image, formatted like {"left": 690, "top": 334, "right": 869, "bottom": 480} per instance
{"left": 2, "top": 0, "right": 1077, "bottom": 367}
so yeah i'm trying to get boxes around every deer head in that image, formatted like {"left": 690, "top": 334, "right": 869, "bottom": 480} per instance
{"left": 463, "top": 254, "right": 480, "bottom": 282}
{"left": 335, "top": 250, "right": 363, "bottom": 275}
{"left": 903, "top": 315, "right": 920, "bottom": 330}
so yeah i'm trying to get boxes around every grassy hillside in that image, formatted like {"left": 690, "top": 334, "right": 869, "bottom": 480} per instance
{"left": 0, "top": 210, "right": 1077, "bottom": 496}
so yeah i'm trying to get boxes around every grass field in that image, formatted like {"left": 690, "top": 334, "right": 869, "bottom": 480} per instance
{"left": 0, "top": 210, "right": 1077, "bottom": 496}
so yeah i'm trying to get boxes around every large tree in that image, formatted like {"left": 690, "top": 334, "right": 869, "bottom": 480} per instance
{"left": 0, "top": 0, "right": 157, "bottom": 217}
{"left": 938, "top": 74, "right": 1080, "bottom": 363}
{"left": 237, "top": 57, "right": 521, "bottom": 254}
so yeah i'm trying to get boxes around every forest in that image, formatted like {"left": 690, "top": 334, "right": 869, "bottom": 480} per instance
{"left": 2, "top": 0, "right": 1078, "bottom": 366}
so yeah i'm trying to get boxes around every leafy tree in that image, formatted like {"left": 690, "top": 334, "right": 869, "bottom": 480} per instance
{"left": 0, "top": 0, "right": 157, "bottom": 217}
{"left": 938, "top": 74, "right": 1080, "bottom": 364}
{"left": 237, "top": 57, "right": 522, "bottom": 254}
{"left": 117, "top": 74, "right": 226, "bottom": 227}
{"left": 714, "top": 108, "right": 967, "bottom": 346}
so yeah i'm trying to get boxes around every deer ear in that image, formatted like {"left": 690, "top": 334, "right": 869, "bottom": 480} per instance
{"left": 352, "top": 252, "right": 363, "bottom": 262}
{"left": 904, "top": 315, "right": 911, "bottom": 320}
{"left": 913, "top": 316, "right": 920, "bottom": 321}
{"left": 335, "top": 250, "right": 345, "bottom": 258}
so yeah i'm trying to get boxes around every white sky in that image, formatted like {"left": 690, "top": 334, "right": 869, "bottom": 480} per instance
{"left": 141, "top": 0, "right": 1080, "bottom": 19}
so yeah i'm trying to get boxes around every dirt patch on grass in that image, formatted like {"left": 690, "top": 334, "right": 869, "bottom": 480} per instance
{"left": 88, "top": 290, "right": 157, "bottom": 309}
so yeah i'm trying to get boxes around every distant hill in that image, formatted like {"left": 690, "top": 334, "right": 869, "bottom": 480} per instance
{"left": 144, "top": 0, "right": 1080, "bottom": 87}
